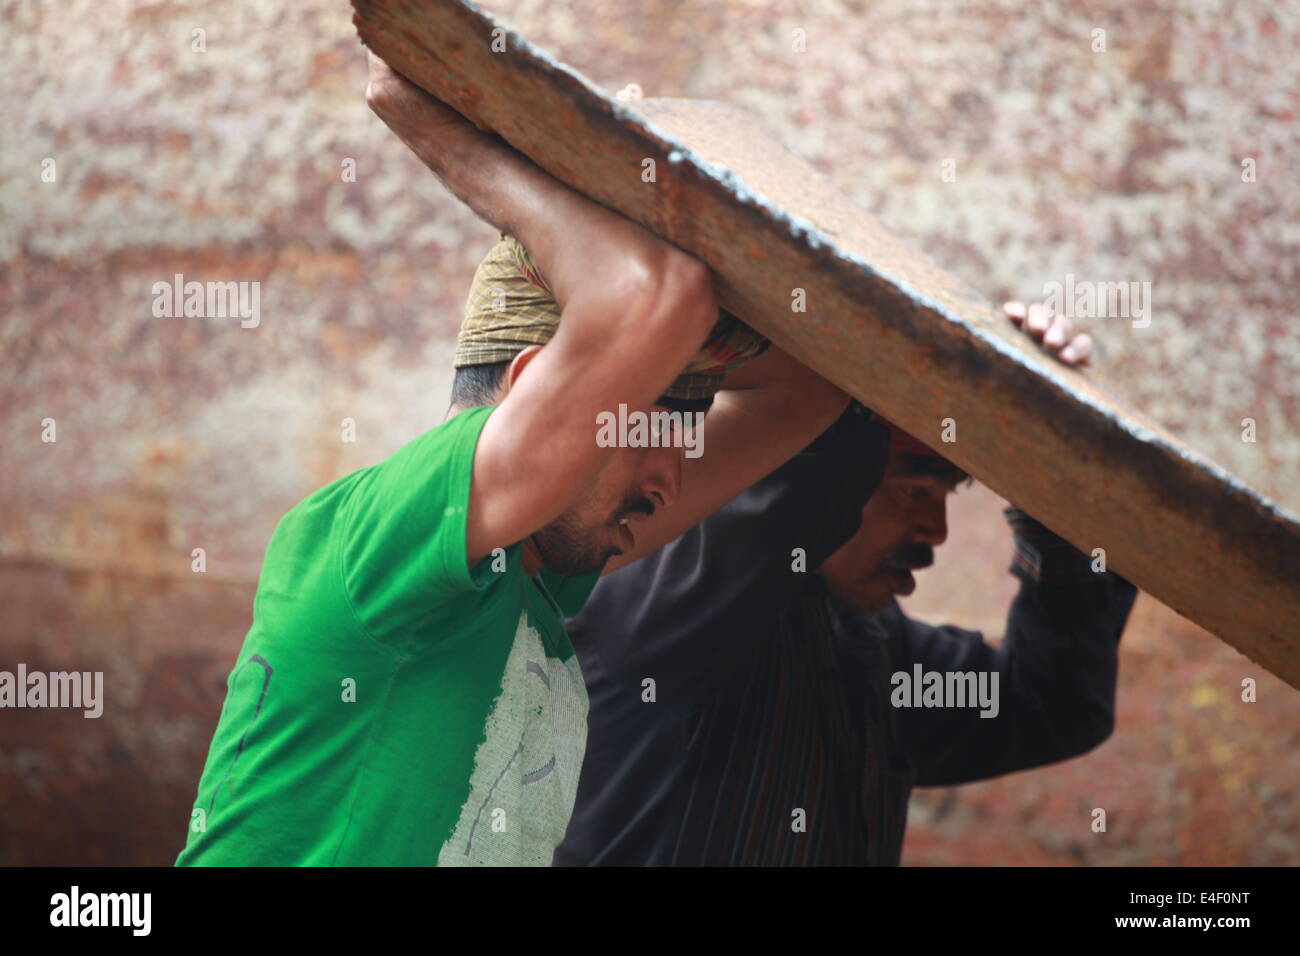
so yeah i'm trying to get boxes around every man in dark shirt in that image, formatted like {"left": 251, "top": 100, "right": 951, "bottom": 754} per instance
{"left": 555, "top": 304, "right": 1137, "bottom": 866}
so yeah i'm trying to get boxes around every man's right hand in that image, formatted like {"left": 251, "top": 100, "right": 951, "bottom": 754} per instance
{"left": 365, "top": 52, "right": 483, "bottom": 159}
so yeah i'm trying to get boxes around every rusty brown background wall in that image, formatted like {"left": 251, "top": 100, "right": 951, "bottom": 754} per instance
{"left": 1, "top": 0, "right": 1297, "bottom": 865}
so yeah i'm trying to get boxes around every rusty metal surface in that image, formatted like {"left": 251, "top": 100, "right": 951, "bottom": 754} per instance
{"left": 352, "top": 0, "right": 1300, "bottom": 686}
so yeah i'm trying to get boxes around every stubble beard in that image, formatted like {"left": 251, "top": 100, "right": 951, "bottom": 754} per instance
{"left": 531, "top": 512, "right": 615, "bottom": 578}
{"left": 532, "top": 490, "right": 655, "bottom": 578}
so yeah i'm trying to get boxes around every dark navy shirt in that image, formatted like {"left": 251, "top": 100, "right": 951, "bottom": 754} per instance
{"left": 555, "top": 407, "right": 1137, "bottom": 866}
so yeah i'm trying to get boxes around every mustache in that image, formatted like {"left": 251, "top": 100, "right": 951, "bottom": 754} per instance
{"left": 611, "top": 494, "right": 656, "bottom": 523}
{"left": 881, "top": 543, "right": 934, "bottom": 571}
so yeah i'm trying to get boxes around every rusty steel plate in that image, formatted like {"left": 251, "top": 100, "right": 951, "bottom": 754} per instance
{"left": 352, "top": 0, "right": 1300, "bottom": 688}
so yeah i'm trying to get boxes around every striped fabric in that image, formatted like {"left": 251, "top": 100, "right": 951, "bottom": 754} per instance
{"left": 457, "top": 234, "right": 770, "bottom": 401}
{"left": 668, "top": 591, "right": 913, "bottom": 866}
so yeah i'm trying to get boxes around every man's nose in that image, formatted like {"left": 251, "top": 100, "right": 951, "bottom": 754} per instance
{"left": 913, "top": 498, "right": 948, "bottom": 547}
{"left": 640, "top": 445, "right": 683, "bottom": 512}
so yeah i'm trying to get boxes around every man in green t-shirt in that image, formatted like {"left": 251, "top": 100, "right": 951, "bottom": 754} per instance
{"left": 175, "top": 54, "right": 847, "bottom": 866}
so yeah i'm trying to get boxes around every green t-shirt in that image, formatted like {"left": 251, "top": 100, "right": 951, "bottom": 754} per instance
{"left": 176, "top": 405, "right": 600, "bottom": 866}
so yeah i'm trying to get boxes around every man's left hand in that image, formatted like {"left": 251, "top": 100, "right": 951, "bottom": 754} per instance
{"left": 1002, "top": 300, "right": 1093, "bottom": 366}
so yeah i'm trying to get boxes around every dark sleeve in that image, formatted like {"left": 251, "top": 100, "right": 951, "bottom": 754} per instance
{"left": 567, "top": 403, "right": 889, "bottom": 699}
{"left": 889, "top": 508, "right": 1139, "bottom": 786}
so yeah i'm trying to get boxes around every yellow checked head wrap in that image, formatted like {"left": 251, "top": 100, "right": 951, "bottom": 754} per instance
{"left": 457, "top": 234, "right": 769, "bottom": 402}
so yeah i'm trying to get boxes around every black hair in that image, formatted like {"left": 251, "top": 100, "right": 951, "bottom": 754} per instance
{"left": 450, "top": 361, "right": 510, "bottom": 409}
{"left": 657, "top": 395, "right": 714, "bottom": 415}
{"left": 896, "top": 451, "right": 973, "bottom": 488}
{"left": 449, "top": 358, "right": 716, "bottom": 414}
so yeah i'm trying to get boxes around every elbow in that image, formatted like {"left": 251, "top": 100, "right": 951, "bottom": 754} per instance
{"left": 1089, "top": 705, "right": 1116, "bottom": 749}
{"left": 804, "top": 375, "right": 851, "bottom": 422}
{"left": 1064, "top": 703, "right": 1115, "bottom": 759}
{"left": 638, "top": 251, "right": 719, "bottom": 340}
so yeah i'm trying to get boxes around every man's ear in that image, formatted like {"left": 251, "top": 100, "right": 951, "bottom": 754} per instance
{"left": 503, "top": 345, "right": 544, "bottom": 396}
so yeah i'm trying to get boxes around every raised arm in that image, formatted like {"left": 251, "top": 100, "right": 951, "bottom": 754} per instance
{"left": 883, "top": 512, "right": 1138, "bottom": 786}
{"left": 603, "top": 344, "right": 848, "bottom": 572}
{"left": 366, "top": 54, "right": 718, "bottom": 565}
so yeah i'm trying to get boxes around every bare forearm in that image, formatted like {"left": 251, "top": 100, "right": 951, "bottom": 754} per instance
{"left": 688, "top": 374, "right": 848, "bottom": 508}
{"left": 367, "top": 57, "right": 678, "bottom": 310}
{"left": 367, "top": 77, "right": 550, "bottom": 237}
{"left": 605, "top": 349, "right": 848, "bottom": 571}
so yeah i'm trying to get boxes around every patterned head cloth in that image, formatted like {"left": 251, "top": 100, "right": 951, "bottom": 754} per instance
{"left": 457, "top": 234, "right": 770, "bottom": 407}
{"left": 884, "top": 419, "right": 970, "bottom": 484}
